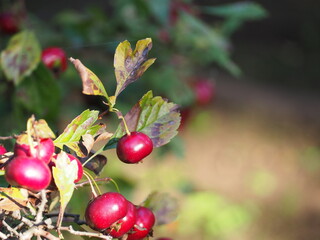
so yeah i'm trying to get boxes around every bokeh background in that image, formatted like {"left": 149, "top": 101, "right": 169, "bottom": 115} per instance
{"left": 1, "top": 0, "right": 320, "bottom": 239}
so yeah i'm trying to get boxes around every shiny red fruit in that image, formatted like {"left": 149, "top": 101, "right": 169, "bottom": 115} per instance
{"left": 0, "top": 13, "right": 19, "bottom": 34}
{"left": 0, "top": 145, "right": 7, "bottom": 155}
{"left": 14, "top": 138, "right": 55, "bottom": 164}
{"left": 116, "top": 132, "right": 153, "bottom": 164}
{"left": 193, "top": 79, "right": 215, "bottom": 106}
{"left": 126, "top": 206, "right": 156, "bottom": 240}
{"left": 5, "top": 156, "right": 52, "bottom": 192}
{"left": 85, "top": 192, "right": 129, "bottom": 231}
{"left": 41, "top": 47, "right": 68, "bottom": 74}
{"left": 107, "top": 201, "right": 137, "bottom": 238}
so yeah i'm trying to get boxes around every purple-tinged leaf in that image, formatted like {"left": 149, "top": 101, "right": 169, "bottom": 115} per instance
{"left": 69, "top": 57, "right": 109, "bottom": 99}
{"left": 0, "top": 30, "right": 41, "bottom": 85}
{"left": 143, "top": 192, "right": 179, "bottom": 226}
{"left": 113, "top": 91, "right": 181, "bottom": 148}
{"left": 114, "top": 38, "right": 156, "bottom": 98}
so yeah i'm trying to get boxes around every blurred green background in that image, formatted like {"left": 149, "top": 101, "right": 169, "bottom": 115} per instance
{"left": 1, "top": 0, "right": 320, "bottom": 239}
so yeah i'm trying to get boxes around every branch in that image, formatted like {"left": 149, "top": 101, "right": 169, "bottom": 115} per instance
{"left": 0, "top": 135, "right": 17, "bottom": 140}
{"left": 0, "top": 231, "right": 8, "bottom": 239}
{"left": 35, "top": 190, "right": 47, "bottom": 224}
{"left": 59, "top": 226, "right": 113, "bottom": 240}
{"left": 75, "top": 177, "right": 112, "bottom": 188}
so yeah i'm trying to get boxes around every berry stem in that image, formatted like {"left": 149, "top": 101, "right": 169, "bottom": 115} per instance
{"left": 112, "top": 108, "right": 131, "bottom": 136}
{"left": 83, "top": 171, "right": 100, "bottom": 197}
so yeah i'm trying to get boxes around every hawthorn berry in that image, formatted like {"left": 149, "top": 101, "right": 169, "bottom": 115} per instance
{"left": 126, "top": 206, "right": 156, "bottom": 240}
{"left": 0, "top": 145, "right": 7, "bottom": 155}
{"left": 0, "top": 12, "right": 19, "bottom": 34}
{"left": 85, "top": 192, "right": 129, "bottom": 231}
{"left": 14, "top": 138, "right": 55, "bottom": 164}
{"left": 5, "top": 156, "right": 52, "bottom": 192}
{"left": 41, "top": 47, "right": 68, "bottom": 75}
{"left": 107, "top": 201, "right": 137, "bottom": 238}
{"left": 193, "top": 79, "right": 215, "bottom": 106}
{"left": 116, "top": 132, "right": 153, "bottom": 164}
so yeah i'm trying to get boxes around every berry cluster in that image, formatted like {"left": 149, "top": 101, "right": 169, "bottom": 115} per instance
{"left": 85, "top": 192, "right": 156, "bottom": 240}
{"left": 3, "top": 137, "right": 83, "bottom": 192}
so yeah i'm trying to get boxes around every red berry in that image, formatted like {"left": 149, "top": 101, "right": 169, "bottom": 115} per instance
{"left": 193, "top": 79, "right": 215, "bottom": 106}
{"left": 14, "top": 142, "right": 30, "bottom": 157}
{"left": 107, "top": 201, "right": 137, "bottom": 238}
{"left": 0, "top": 145, "right": 7, "bottom": 155}
{"left": 5, "top": 156, "right": 52, "bottom": 192}
{"left": 41, "top": 47, "right": 68, "bottom": 74}
{"left": 126, "top": 206, "right": 156, "bottom": 240}
{"left": 14, "top": 138, "right": 55, "bottom": 164}
{"left": 34, "top": 138, "right": 55, "bottom": 164}
{"left": 85, "top": 192, "right": 129, "bottom": 231}
{"left": 51, "top": 153, "right": 83, "bottom": 183}
{"left": 0, "top": 13, "right": 19, "bottom": 34}
{"left": 116, "top": 132, "right": 153, "bottom": 164}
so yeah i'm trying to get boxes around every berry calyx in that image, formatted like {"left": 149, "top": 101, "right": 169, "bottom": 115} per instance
{"left": 107, "top": 201, "right": 137, "bottom": 238}
{"left": 4, "top": 156, "right": 52, "bottom": 192}
{"left": 85, "top": 192, "right": 129, "bottom": 231}
{"left": 116, "top": 132, "right": 153, "bottom": 164}
{"left": 126, "top": 206, "right": 156, "bottom": 240}
{"left": 41, "top": 47, "right": 68, "bottom": 75}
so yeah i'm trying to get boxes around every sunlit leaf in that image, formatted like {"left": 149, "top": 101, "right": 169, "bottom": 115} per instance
{"left": 0, "top": 187, "right": 29, "bottom": 211}
{"left": 114, "top": 38, "right": 156, "bottom": 98}
{"left": 54, "top": 109, "right": 105, "bottom": 157}
{"left": 0, "top": 30, "right": 41, "bottom": 85}
{"left": 27, "top": 115, "right": 56, "bottom": 139}
{"left": 111, "top": 91, "right": 180, "bottom": 148}
{"left": 69, "top": 57, "right": 109, "bottom": 99}
{"left": 52, "top": 151, "right": 78, "bottom": 229}
{"left": 143, "top": 192, "right": 179, "bottom": 226}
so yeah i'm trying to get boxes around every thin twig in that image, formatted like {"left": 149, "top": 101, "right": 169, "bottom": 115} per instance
{"left": 2, "top": 220, "right": 20, "bottom": 237}
{"left": 75, "top": 177, "right": 112, "bottom": 188}
{"left": 0, "top": 135, "right": 18, "bottom": 140}
{"left": 35, "top": 190, "right": 47, "bottom": 224}
{"left": 59, "top": 225, "right": 113, "bottom": 240}
{"left": 0, "top": 231, "right": 8, "bottom": 239}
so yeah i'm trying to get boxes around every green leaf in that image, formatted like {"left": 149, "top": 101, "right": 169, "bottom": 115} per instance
{"left": 69, "top": 57, "right": 109, "bottom": 99}
{"left": 114, "top": 38, "right": 156, "bottom": 98}
{"left": 26, "top": 115, "right": 56, "bottom": 139}
{"left": 176, "top": 12, "right": 241, "bottom": 76}
{"left": 0, "top": 30, "right": 41, "bottom": 85}
{"left": 201, "top": 2, "right": 267, "bottom": 20}
{"left": 52, "top": 151, "right": 78, "bottom": 229}
{"left": 112, "top": 91, "right": 181, "bottom": 148}
{"left": 147, "top": 0, "right": 170, "bottom": 25}
{"left": 143, "top": 192, "right": 179, "bottom": 226}
{"left": 54, "top": 109, "right": 105, "bottom": 157}
{"left": 13, "top": 63, "right": 61, "bottom": 126}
